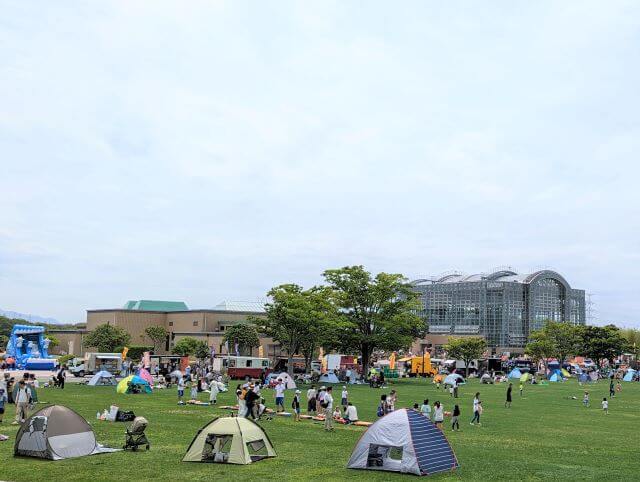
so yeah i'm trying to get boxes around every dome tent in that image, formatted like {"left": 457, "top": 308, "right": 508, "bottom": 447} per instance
{"left": 508, "top": 368, "right": 522, "bottom": 379}
{"left": 275, "top": 372, "right": 296, "bottom": 389}
{"left": 443, "top": 373, "right": 464, "bottom": 387}
{"left": 319, "top": 373, "right": 339, "bottom": 384}
{"left": 117, "top": 375, "right": 152, "bottom": 394}
{"left": 183, "top": 416, "right": 276, "bottom": 465}
{"left": 88, "top": 370, "right": 116, "bottom": 386}
{"left": 623, "top": 369, "right": 637, "bottom": 382}
{"left": 14, "top": 405, "right": 118, "bottom": 460}
{"left": 347, "top": 409, "right": 459, "bottom": 476}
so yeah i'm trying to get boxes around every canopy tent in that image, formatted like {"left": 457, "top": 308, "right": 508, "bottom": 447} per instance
{"left": 117, "top": 375, "right": 152, "bottom": 394}
{"left": 578, "top": 373, "right": 589, "bottom": 383}
{"left": 519, "top": 373, "right": 531, "bottom": 382}
{"left": 88, "top": 371, "right": 116, "bottom": 386}
{"left": 508, "top": 368, "right": 522, "bottom": 379}
{"left": 443, "top": 373, "right": 464, "bottom": 387}
{"left": 14, "top": 405, "right": 117, "bottom": 460}
{"left": 137, "top": 368, "right": 154, "bottom": 386}
{"left": 589, "top": 371, "right": 598, "bottom": 382}
{"left": 623, "top": 369, "right": 637, "bottom": 382}
{"left": 183, "top": 416, "right": 276, "bottom": 465}
{"left": 318, "top": 373, "right": 339, "bottom": 384}
{"left": 561, "top": 368, "right": 571, "bottom": 378}
{"left": 275, "top": 372, "right": 296, "bottom": 390}
{"left": 347, "top": 409, "right": 459, "bottom": 476}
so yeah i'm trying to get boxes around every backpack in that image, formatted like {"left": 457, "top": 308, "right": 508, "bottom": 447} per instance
{"left": 376, "top": 404, "right": 384, "bottom": 417}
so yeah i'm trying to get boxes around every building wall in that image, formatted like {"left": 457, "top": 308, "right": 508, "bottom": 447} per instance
{"left": 48, "top": 330, "right": 86, "bottom": 356}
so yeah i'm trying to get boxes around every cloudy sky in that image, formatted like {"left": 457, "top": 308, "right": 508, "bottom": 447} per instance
{"left": 1, "top": 1, "right": 639, "bottom": 325}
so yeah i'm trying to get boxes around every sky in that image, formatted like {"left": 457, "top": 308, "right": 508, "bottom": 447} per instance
{"left": 1, "top": 1, "right": 639, "bottom": 325}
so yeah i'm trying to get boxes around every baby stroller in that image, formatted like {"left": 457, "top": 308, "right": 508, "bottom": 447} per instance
{"left": 123, "top": 416, "right": 150, "bottom": 451}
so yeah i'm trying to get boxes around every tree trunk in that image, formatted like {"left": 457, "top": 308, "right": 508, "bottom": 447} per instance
{"left": 287, "top": 354, "right": 294, "bottom": 376}
{"left": 465, "top": 359, "right": 470, "bottom": 378}
{"left": 361, "top": 344, "right": 371, "bottom": 379}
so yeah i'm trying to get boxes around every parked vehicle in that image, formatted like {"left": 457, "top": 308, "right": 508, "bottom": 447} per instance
{"left": 69, "top": 353, "right": 122, "bottom": 377}
{"left": 222, "top": 356, "right": 271, "bottom": 379}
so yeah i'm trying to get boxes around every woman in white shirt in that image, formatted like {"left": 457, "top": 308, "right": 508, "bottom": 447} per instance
{"left": 433, "top": 401, "right": 444, "bottom": 429}
{"left": 345, "top": 403, "right": 359, "bottom": 423}
{"left": 471, "top": 392, "right": 481, "bottom": 425}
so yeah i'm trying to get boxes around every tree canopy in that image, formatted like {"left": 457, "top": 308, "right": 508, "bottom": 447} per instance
{"left": 223, "top": 324, "right": 260, "bottom": 356}
{"left": 322, "top": 266, "right": 424, "bottom": 375}
{"left": 172, "top": 336, "right": 209, "bottom": 359}
{"left": 444, "top": 337, "right": 487, "bottom": 377}
{"left": 578, "top": 324, "right": 628, "bottom": 367}
{"left": 144, "top": 325, "right": 168, "bottom": 352}
{"left": 84, "top": 324, "right": 131, "bottom": 352}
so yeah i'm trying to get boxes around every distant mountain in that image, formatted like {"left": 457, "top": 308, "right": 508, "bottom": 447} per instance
{"left": 0, "top": 309, "right": 63, "bottom": 325}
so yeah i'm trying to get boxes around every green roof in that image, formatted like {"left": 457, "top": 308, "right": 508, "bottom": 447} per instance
{"left": 123, "top": 300, "right": 188, "bottom": 312}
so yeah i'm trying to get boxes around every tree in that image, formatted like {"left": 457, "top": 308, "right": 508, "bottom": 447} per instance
{"left": 525, "top": 332, "right": 556, "bottom": 373}
{"left": 172, "top": 337, "right": 201, "bottom": 357}
{"left": 193, "top": 340, "right": 211, "bottom": 361}
{"left": 44, "top": 334, "right": 59, "bottom": 350}
{"left": 144, "top": 325, "right": 168, "bottom": 352}
{"left": 252, "top": 284, "right": 320, "bottom": 375}
{"left": 542, "top": 321, "right": 581, "bottom": 364}
{"left": 0, "top": 334, "right": 7, "bottom": 350}
{"left": 621, "top": 328, "right": 640, "bottom": 362}
{"left": 322, "top": 266, "right": 425, "bottom": 376}
{"left": 85, "top": 324, "right": 131, "bottom": 352}
{"left": 298, "top": 286, "right": 336, "bottom": 373}
{"left": 223, "top": 324, "right": 260, "bottom": 356}
{"left": 444, "top": 337, "right": 487, "bottom": 377}
{"left": 578, "top": 325, "right": 628, "bottom": 369}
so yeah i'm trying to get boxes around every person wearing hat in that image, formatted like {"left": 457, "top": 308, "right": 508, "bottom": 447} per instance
{"left": 245, "top": 383, "right": 260, "bottom": 420}
{"left": 292, "top": 389, "right": 301, "bottom": 421}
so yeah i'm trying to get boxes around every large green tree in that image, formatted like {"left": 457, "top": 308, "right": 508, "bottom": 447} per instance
{"left": 144, "top": 325, "right": 168, "bottom": 352}
{"left": 85, "top": 324, "right": 131, "bottom": 352}
{"left": 172, "top": 337, "right": 210, "bottom": 360}
{"left": 444, "top": 337, "right": 487, "bottom": 377}
{"left": 525, "top": 332, "right": 556, "bottom": 373}
{"left": 543, "top": 321, "right": 582, "bottom": 363}
{"left": 578, "top": 325, "right": 628, "bottom": 368}
{"left": 223, "top": 324, "right": 260, "bottom": 356}
{"left": 322, "top": 266, "right": 424, "bottom": 375}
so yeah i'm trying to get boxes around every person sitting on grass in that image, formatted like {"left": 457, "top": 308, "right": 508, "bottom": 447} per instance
{"left": 344, "top": 402, "right": 358, "bottom": 424}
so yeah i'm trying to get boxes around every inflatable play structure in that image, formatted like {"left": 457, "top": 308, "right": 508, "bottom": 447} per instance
{"left": 4, "top": 325, "right": 57, "bottom": 370}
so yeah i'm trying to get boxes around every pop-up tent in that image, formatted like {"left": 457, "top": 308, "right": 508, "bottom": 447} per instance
{"left": 137, "top": 368, "right": 154, "bottom": 386}
{"left": 274, "top": 372, "right": 296, "bottom": 389}
{"left": 508, "top": 368, "right": 522, "bottom": 379}
{"left": 117, "top": 375, "right": 152, "bottom": 394}
{"left": 519, "top": 373, "right": 531, "bottom": 383}
{"left": 88, "top": 370, "right": 116, "bottom": 386}
{"left": 443, "top": 373, "right": 464, "bottom": 387}
{"left": 183, "top": 416, "right": 276, "bottom": 465}
{"left": 347, "top": 409, "right": 459, "bottom": 476}
{"left": 14, "top": 405, "right": 117, "bottom": 460}
{"left": 549, "top": 370, "right": 564, "bottom": 382}
{"left": 623, "top": 369, "right": 637, "bottom": 382}
{"left": 319, "top": 373, "right": 339, "bottom": 384}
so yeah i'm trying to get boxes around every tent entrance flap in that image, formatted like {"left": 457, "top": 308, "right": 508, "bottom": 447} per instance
{"left": 367, "top": 444, "right": 404, "bottom": 470}
{"left": 247, "top": 439, "right": 269, "bottom": 462}
{"left": 202, "top": 434, "right": 233, "bottom": 463}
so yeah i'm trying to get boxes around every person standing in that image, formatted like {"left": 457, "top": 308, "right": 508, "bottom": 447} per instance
{"left": 388, "top": 390, "right": 397, "bottom": 411}
{"left": 583, "top": 391, "right": 590, "bottom": 408}
{"left": 453, "top": 379, "right": 459, "bottom": 398}
{"left": 470, "top": 392, "right": 481, "bottom": 425}
{"left": 306, "top": 385, "right": 317, "bottom": 415}
{"left": 56, "top": 365, "right": 66, "bottom": 390}
{"left": 323, "top": 386, "right": 334, "bottom": 431}
{"left": 609, "top": 378, "right": 615, "bottom": 398}
{"left": 420, "top": 399, "right": 432, "bottom": 420}
{"left": 341, "top": 386, "right": 349, "bottom": 410}
{"left": 292, "top": 390, "right": 301, "bottom": 421}
{"left": 602, "top": 397, "right": 609, "bottom": 414}
{"left": 274, "top": 380, "right": 286, "bottom": 412}
{"left": 433, "top": 401, "right": 444, "bottom": 429}
{"left": 451, "top": 404, "right": 460, "bottom": 431}
{"left": 519, "top": 381, "right": 524, "bottom": 396}
{"left": 505, "top": 383, "right": 513, "bottom": 408}
{"left": 177, "top": 377, "right": 185, "bottom": 402}
{"left": 209, "top": 381, "right": 219, "bottom": 406}
{"left": 245, "top": 384, "right": 259, "bottom": 420}
{"left": 13, "top": 381, "right": 31, "bottom": 425}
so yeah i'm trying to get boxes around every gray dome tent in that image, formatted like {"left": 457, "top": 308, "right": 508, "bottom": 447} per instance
{"left": 14, "top": 405, "right": 117, "bottom": 460}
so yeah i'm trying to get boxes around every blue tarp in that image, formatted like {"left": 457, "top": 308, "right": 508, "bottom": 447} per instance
{"left": 508, "top": 368, "right": 522, "bottom": 379}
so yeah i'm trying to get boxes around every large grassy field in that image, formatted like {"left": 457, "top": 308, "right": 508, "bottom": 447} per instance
{"left": 1, "top": 377, "right": 638, "bottom": 481}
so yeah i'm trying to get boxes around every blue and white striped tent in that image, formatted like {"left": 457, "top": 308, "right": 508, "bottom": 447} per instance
{"left": 347, "top": 408, "right": 459, "bottom": 476}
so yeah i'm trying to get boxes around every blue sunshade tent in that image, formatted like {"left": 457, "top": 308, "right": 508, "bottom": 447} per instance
{"left": 508, "top": 368, "right": 522, "bottom": 379}
{"left": 549, "top": 373, "right": 561, "bottom": 382}
{"left": 347, "top": 409, "right": 459, "bottom": 476}
{"left": 623, "top": 369, "right": 636, "bottom": 382}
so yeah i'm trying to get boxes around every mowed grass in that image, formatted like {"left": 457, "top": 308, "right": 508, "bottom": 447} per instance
{"left": 1, "top": 377, "right": 639, "bottom": 481}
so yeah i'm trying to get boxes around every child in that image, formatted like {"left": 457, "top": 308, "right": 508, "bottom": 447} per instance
{"left": 519, "top": 382, "right": 524, "bottom": 396}
{"left": 292, "top": 390, "right": 301, "bottom": 421}
{"left": 433, "top": 401, "right": 444, "bottom": 429}
{"left": 583, "top": 391, "right": 590, "bottom": 407}
{"left": 602, "top": 397, "right": 608, "bottom": 414}
{"left": 616, "top": 381, "right": 622, "bottom": 393}
{"left": 341, "top": 386, "right": 349, "bottom": 410}
{"left": 189, "top": 381, "right": 198, "bottom": 401}
{"left": 421, "top": 399, "right": 432, "bottom": 420}
{"left": 451, "top": 404, "right": 460, "bottom": 431}
{"left": 413, "top": 403, "right": 419, "bottom": 410}
{"left": 209, "top": 381, "right": 219, "bottom": 405}
{"left": 332, "top": 407, "right": 341, "bottom": 420}
{"left": 177, "top": 377, "right": 185, "bottom": 402}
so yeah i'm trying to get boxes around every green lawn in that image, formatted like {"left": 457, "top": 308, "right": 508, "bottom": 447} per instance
{"left": 1, "top": 378, "right": 639, "bottom": 481}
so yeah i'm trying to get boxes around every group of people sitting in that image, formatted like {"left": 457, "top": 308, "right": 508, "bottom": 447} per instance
{"left": 0, "top": 372, "right": 40, "bottom": 425}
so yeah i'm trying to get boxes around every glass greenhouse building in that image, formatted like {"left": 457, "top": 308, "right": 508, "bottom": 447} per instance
{"left": 411, "top": 269, "right": 586, "bottom": 349}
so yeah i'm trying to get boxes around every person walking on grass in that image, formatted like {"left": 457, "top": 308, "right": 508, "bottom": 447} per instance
{"left": 292, "top": 390, "right": 301, "bottom": 421}
{"left": 209, "top": 380, "right": 219, "bottom": 406}
{"left": 13, "top": 381, "right": 31, "bottom": 425}
{"left": 470, "top": 392, "right": 481, "bottom": 425}
{"left": 323, "top": 386, "right": 334, "bottom": 431}
{"left": 583, "top": 391, "right": 590, "bottom": 408}
{"left": 602, "top": 397, "right": 609, "bottom": 414}
{"left": 519, "top": 381, "right": 524, "bottom": 397}
{"left": 341, "top": 386, "right": 349, "bottom": 410}
{"left": 451, "top": 404, "right": 460, "bottom": 431}
{"left": 421, "top": 399, "right": 432, "bottom": 420}
{"left": 433, "top": 401, "right": 444, "bottom": 429}
{"left": 274, "top": 380, "right": 286, "bottom": 413}
{"left": 505, "top": 383, "right": 513, "bottom": 408}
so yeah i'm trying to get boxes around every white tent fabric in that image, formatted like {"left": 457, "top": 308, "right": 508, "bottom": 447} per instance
{"left": 275, "top": 372, "right": 297, "bottom": 389}
{"left": 347, "top": 409, "right": 458, "bottom": 476}
{"left": 319, "top": 373, "right": 339, "bottom": 384}
{"left": 443, "top": 373, "right": 464, "bottom": 386}
{"left": 88, "top": 371, "right": 116, "bottom": 386}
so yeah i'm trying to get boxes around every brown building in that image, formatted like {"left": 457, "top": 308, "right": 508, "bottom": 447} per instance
{"left": 51, "top": 300, "right": 283, "bottom": 358}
